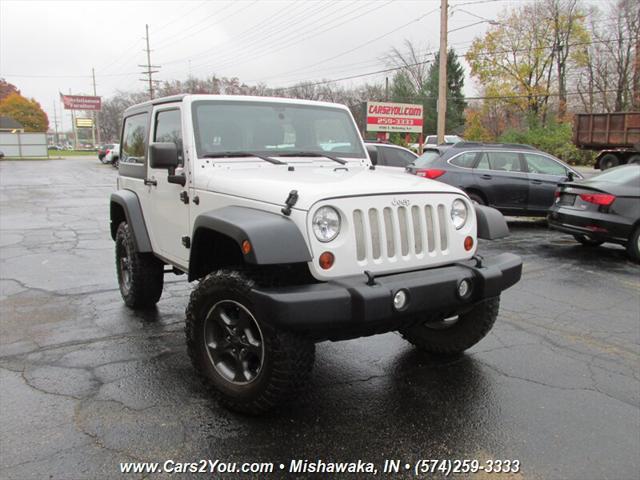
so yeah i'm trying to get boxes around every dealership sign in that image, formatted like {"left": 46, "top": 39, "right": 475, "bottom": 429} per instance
{"left": 366, "top": 101, "right": 423, "bottom": 133}
{"left": 60, "top": 94, "right": 101, "bottom": 111}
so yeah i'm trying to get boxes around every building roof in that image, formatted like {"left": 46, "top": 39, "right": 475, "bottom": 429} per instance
{"left": 0, "top": 116, "right": 23, "bottom": 129}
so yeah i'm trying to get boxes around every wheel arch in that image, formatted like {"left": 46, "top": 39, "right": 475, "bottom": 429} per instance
{"left": 465, "top": 188, "right": 488, "bottom": 205}
{"left": 110, "top": 190, "right": 152, "bottom": 252}
{"left": 188, "top": 206, "right": 312, "bottom": 282}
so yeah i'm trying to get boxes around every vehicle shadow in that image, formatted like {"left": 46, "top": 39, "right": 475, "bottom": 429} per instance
{"left": 200, "top": 347, "right": 499, "bottom": 461}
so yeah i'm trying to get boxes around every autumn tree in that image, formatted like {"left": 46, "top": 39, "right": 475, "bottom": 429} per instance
{"left": 466, "top": 0, "right": 589, "bottom": 122}
{"left": 0, "top": 92, "right": 49, "bottom": 132}
{"left": 0, "top": 79, "right": 20, "bottom": 101}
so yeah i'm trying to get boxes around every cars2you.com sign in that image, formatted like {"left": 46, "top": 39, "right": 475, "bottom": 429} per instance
{"left": 366, "top": 101, "right": 423, "bottom": 133}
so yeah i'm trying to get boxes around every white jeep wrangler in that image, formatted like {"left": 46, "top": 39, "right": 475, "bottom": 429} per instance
{"left": 110, "top": 94, "right": 522, "bottom": 414}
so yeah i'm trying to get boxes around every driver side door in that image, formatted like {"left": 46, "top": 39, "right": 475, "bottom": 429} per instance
{"left": 144, "top": 106, "right": 191, "bottom": 267}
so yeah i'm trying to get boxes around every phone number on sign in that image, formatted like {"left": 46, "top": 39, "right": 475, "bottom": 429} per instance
{"left": 411, "top": 459, "right": 520, "bottom": 476}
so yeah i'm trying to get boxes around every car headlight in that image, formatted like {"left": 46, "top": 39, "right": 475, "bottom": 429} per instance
{"left": 450, "top": 199, "right": 468, "bottom": 230}
{"left": 312, "top": 206, "right": 341, "bottom": 242}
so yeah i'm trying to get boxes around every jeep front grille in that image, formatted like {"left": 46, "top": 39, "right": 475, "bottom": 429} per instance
{"left": 353, "top": 204, "right": 449, "bottom": 262}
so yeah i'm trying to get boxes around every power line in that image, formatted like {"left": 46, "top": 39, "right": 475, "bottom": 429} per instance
{"left": 162, "top": 0, "right": 369, "bottom": 77}
{"left": 159, "top": 0, "right": 316, "bottom": 66}
{"left": 239, "top": 4, "right": 438, "bottom": 85}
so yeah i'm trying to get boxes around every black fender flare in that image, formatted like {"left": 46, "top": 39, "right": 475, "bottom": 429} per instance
{"left": 110, "top": 190, "right": 152, "bottom": 252}
{"left": 189, "top": 206, "right": 312, "bottom": 280}
{"left": 474, "top": 204, "right": 510, "bottom": 240}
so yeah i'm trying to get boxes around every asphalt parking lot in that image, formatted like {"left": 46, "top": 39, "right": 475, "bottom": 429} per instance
{"left": 1, "top": 157, "right": 638, "bottom": 480}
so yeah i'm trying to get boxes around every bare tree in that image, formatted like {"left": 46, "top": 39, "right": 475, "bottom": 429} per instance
{"left": 576, "top": 0, "right": 639, "bottom": 112}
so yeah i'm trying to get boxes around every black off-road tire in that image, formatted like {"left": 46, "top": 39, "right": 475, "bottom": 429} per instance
{"left": 627, "top": 227, "right": 640, "bottom": 262}
{"left": 599, "top": 154, "right": 619, "bottom": 170}
{"left": 573, "top": 234, "right": 604, "bottom": 247}
{"left": 399, "top": 297, "right": 500, "bottom": 355}
{"left": 185, "top": 269, "right": 315, "bottom": 415}
{"left": 115, "top": 222, "right": 164, "bottom": 309}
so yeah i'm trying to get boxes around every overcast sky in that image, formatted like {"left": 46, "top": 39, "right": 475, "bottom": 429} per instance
{"left": 0, "top": 0, "right": 588, "bottom": 131}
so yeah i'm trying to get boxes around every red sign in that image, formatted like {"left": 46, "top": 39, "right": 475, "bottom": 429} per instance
{"left": 60, "top": 94, "right": 101, "bottom": 111}
{"left": 366, "top": 101, "right": 423, "bottom": 133}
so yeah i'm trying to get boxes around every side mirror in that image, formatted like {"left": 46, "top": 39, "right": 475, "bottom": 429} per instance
{"left": 149, "top": 142, "right": 179, "bottom": 169}
{"left": 566, "top": 171, "right": 576, "bottom": 182}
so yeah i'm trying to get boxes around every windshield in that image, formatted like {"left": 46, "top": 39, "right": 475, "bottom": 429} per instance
{"left": 413, "top": 150, "right": 442, "bottom": 168}
{"left": 592, "top": 165, "right": 640, "bottom": 185}
{"left": 192, "top": 101, "right": 365, "bottom": 159}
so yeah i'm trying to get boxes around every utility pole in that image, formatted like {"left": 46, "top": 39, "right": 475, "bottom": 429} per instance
{"left": 70, "top": 89, "right": 78, "bottom": 150}
{"left": 633, "top": 32, "right": 639, "bottom": 109}
{"left": 92, "top": 68, "right": 101, "bottom": 145}
{"left": 437, "top": 0, "right": 448, "bottom": 145}
{"left": 385, "top": 77, "right": 389, "bottom": 101}
{"left": 52, "top": 102, "right": 60, "bottom": 145}
{"left": 139, "top": 24, "right": 160, "bottom": 100}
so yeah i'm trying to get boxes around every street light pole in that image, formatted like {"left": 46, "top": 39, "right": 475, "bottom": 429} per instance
{"left": 437, "top": 0, "right": 448, "bottom": 145}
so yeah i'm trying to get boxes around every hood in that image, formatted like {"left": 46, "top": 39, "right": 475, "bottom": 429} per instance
{"left": 194, "top": 158, "right": 464, "bottom": 210}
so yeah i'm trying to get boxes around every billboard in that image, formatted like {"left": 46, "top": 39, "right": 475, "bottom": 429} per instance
{"left": 366, "top": 101, "right": 423, "bottom": 133}
{"left": 60, "top": 94, "right": 101, "bottom": 111}
{"left": 75, "top": 118, "right": 94, "bottom": 128}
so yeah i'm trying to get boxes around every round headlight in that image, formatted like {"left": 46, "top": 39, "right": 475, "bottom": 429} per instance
{"left": 312, "top": 206, "right": 341, "bottom": 242}
{"left": 450, "top": 199, "right": 468, "bottom": 230}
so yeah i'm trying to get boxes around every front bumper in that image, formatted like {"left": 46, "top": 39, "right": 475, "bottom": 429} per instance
{"left": 251, "top": 253, "right": 522, "bottom": 340}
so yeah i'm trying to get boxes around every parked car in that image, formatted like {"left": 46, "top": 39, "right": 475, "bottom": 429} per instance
{"left": 425, "top": 134, "right": 463, "bottom": 146}
{"left": 364, "top": 142, "right": 418, "bottom": 170}
{"left": 406, "top": 142, "right": 583, "bottom": 216}
{"left": 103, "top": 144, "right": 120, "bottom": 166}
{"left": 98, "top": 144, "right": 110, "bottom": 161}
{"left": 548, "top": 164, "right": 640, "bottom": 260}
{"left": 48, "top": 145, "right": 64, "bottom": 151}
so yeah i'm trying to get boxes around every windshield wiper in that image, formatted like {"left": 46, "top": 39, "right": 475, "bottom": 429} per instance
{"left": 275, "top": 151, "right": 347, "bottom": 165}
{"left": 202, "top": 151, "right": 286, "bottom": 165}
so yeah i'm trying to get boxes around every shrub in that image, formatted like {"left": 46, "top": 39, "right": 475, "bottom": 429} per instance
{"left": 499, "top": 120, "right": 594, "bottom": 165}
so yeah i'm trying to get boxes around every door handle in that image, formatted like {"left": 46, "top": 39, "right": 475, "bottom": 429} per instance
{"left": 144, "top": 178, "right": 157, "bottom": 186}
{"left": 480, "top": 174, "right": 492, "bottom": 179}
{"left": 531, "top": 180, "right": 542, "bottom": 185}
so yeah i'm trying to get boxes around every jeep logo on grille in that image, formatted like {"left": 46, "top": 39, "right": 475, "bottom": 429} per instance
{"left": 391, "top": 198, "right": 410, "bottom": 207}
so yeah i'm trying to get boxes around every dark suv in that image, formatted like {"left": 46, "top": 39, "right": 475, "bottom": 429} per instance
{"left": 407, "top": 142, "right": 583, "bottom": 216}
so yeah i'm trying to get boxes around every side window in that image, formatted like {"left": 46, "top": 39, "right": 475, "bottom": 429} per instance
{"left": 524, "top": 154, "right": 567, "bottom": 175}
{"left": 476, "top": 152, "right": 490, "bottom": 170}
{"left": 488, "top": 152, "right": 523, "bottom": 172}
{"left": 154, "top": 109, "right": 183, "bottom": 165}
{"left": 121, "top": 113, "right": 148, "bottom": 164}
{"left": 451, "top": 152, "right": 477, "bottom": 168}
{"left": 381, "top": 147, "right": 414, "bottom": 167}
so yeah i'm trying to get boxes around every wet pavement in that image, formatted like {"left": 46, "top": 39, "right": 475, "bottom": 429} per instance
{"left": 1, "top": 158, "right": 638, "bottom": 480}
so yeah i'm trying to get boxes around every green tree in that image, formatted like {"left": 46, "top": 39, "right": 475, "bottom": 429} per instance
{"left": 0, "top": 92, "right": 49, "bottom": 132}
{"left": 422, "top": 49, "right": 467, "bottom": 134}
{"left": 389, "top": 46, "right": 466, "bottom": 136}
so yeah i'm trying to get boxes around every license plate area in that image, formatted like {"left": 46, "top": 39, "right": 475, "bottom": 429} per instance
{"left": 558, "top": 193, "right": 576, "bottom": 206}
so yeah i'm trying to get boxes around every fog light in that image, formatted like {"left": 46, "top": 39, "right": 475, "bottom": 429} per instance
{"left": 319, "top": 251, "right": 335, "bottom": 270}
{"left": 457, "top": 279, "right": 472, "bottom": 299}
{"left": 393, "top": 289, "right": 409, "bottom": 311}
